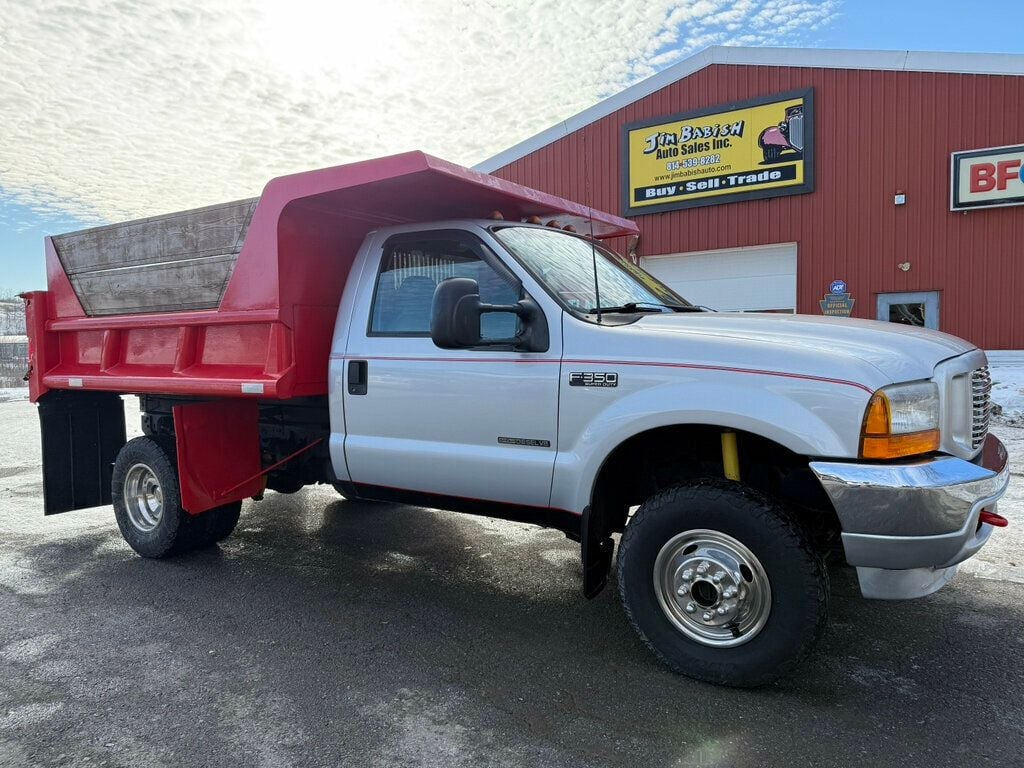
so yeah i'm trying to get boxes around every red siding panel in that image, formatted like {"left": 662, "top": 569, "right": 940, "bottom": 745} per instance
{"left": 491, "top": 65, "right": 1024, "bottom": 349}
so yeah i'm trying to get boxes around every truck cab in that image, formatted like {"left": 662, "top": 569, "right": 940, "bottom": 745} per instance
{"left": 24, "top": 153, "right": 1010, "bottom": 687}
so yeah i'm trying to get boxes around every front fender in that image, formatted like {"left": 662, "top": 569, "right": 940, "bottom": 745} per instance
{"left": 550, "top": 377, "right": 868, "bottom": 513}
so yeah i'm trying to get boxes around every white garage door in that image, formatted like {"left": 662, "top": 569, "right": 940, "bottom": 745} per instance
{"left": 642, "top": 243, "right": 797, "bottom": 312}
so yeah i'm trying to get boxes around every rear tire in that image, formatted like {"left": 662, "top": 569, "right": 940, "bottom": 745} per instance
{"left": 617, "top": 480, "right": 828, "bottom": 687}
{"left": 112, "top": 437, "right": 195, "bottom": 558}
{"left": 191, "top": 502, "right": 242, "bottom": 547}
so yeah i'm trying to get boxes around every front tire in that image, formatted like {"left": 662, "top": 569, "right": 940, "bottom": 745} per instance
{"left": 617, "top": 480, "right": 828, "bottom": 687}
{"left": 112, "top": 437, "right": 195, "bottom": 558}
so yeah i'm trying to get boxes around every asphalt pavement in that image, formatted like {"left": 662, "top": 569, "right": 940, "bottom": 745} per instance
{"left": 1, "top": 397, "right": 1022, "bottom": 768}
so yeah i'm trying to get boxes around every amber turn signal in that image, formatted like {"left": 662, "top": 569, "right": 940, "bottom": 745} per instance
{"left": 863, "top": 391, "right": 891, "bottom": 435}
{"left": 860, "top": 430, "right": 940, "bottom": 459}
{"left": 860, "top": 388, "right": 940, "bottom": 459}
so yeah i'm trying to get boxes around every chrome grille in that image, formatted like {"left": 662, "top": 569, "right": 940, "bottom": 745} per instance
{"left": 971, "top": 366, "right": 992, "bottom": 449}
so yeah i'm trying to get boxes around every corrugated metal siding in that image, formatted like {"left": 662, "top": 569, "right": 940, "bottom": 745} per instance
{"left": 491, "top": 65, "right": 1024, "bottom": 349}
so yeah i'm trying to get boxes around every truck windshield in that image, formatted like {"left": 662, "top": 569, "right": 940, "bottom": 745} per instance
{"left": 492, "top": 225, "right": 693, "bottom": 315}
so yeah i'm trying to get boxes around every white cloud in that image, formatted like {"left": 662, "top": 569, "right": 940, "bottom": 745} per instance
{"left": 0, "top": 0, "right": 838, "bottom": 223}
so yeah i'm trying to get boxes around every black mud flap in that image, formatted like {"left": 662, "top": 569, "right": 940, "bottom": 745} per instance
{"left": 581, "top": 505, "right": 614, "bottom": 599}
{"left": 38, "top": 391, "right": 126, "bottom": 514}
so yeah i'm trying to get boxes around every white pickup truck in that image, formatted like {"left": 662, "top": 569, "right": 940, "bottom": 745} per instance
{"left": 26, "top": 154, "right": 1010, "bottom": 687}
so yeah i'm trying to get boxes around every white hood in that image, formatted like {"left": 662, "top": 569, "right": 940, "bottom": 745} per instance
{"left": 629, "top": 312, "right": 976, "bottom": 384}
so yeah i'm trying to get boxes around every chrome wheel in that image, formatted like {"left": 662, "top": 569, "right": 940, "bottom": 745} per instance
{"left": 122, "top": 463, "right": 164, "bottom": 533}
{"left": 653, "top": 529, "right": 771, "bottom": 648}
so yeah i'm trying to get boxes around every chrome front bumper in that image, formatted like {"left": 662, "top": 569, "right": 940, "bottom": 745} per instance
{"left": 809, "top": 435, "right": 1010, "bottom": 599}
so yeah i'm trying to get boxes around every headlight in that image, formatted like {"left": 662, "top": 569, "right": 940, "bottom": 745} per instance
{"left": 860, "top": 381, "right": 940, "bottom": 459}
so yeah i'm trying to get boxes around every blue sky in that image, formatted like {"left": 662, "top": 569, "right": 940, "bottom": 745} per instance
{"left": 1, "top": 0, "right": 1022, "bottom": 296}
{"left": 0, "top": 197, "right": 98, "bottom": 298}
{"left": 817, "top": 0, "right": 1023, "bottom": 52}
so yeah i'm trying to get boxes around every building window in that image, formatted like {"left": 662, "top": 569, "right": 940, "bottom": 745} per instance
{"left": 876, "top": 291, "right": 940, "bottom": 330}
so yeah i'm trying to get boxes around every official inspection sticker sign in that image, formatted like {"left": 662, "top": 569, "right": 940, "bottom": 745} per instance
{"left": 622, "top": 89, "right": 814, "bottom": 215}
{"left": 820, "top": 280, "right": 854, "bottom": 317}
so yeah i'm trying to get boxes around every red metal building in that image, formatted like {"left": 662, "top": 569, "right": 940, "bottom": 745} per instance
{"left": 478, "top": 47, "right": 1024, "bottom": 350}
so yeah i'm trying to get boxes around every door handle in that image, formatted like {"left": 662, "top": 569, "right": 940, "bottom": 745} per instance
{"left": 348, "top": 360, "right": 368, "bottom": 395}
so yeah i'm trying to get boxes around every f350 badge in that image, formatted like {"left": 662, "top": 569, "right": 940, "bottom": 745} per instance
{"left": 569, "top": 372, "right": 619, "bottom": 388}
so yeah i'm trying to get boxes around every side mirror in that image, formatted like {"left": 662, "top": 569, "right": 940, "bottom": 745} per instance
{"left": 430, "top": 277, "right": 549, "bottom": 352}
{"left": 430, "top": 278, "right": 483, "bottom": 349}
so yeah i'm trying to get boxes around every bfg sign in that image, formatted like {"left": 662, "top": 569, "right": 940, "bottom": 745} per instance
{"left": 951, "top": 144, "right": 1024, "bottom": 211}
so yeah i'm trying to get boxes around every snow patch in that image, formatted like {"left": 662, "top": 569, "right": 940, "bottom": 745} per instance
{"left": 0, "top": 386, "right": 28, "bottom": 403}
{"left": 989, "top": 358, "right": 1024, "bottom": 426}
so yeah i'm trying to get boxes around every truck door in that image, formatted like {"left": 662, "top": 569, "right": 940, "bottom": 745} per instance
{"left": 341, "top": 230, "right": 560, "bottom": 508}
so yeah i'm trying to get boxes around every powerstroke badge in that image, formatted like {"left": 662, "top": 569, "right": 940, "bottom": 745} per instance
{"left": 569, "top": 372, "right": 619, "bottom": 388}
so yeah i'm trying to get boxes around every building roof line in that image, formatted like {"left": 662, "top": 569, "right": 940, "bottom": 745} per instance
{"left": 474, "top": 45, "right": 1024, "bottom": 173}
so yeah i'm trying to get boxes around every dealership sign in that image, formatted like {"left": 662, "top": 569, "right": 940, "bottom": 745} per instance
{"left": 622, "top": 89, "right": 814, "bottom": 215}
{"left": 951, "top": 144, "right": 1024, "bottom": 211}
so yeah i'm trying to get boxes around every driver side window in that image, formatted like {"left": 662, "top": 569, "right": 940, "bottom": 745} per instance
{"left": 369, "top": 236, "right": 521, "bottom": 340}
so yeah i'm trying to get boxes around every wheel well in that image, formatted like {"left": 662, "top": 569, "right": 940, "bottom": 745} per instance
{"left": 138, "top": 394, "right": 335, "bottom": 493}
{"left": 582, "top": 425, "right": 840, "bottom": 596}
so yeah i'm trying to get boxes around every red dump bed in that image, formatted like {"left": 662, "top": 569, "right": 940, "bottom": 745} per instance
{"left": 24, "top": 152, "right": 637, "bottom": 402}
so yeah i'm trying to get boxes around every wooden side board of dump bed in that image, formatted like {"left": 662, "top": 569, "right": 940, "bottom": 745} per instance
{"left": 53, "top": 199, "right": 258, "bottom": 316}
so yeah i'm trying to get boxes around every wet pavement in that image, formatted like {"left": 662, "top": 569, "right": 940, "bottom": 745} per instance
{"left": 1, "top": 397, "right": 1022, "bottom": 767}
